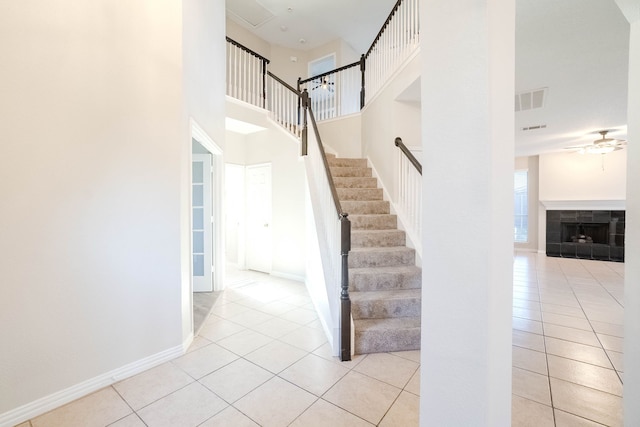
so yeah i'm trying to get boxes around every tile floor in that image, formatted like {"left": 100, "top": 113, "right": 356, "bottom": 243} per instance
{"left": 19, "top": 253, "right": 624, "bottom": 426}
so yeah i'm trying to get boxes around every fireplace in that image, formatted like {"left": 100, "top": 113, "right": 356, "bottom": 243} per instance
{"left": 546, "top": 210, "right": 624, "bottom": 262}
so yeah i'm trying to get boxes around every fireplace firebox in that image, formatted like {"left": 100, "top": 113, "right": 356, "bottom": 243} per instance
{"left": 546, "top": 210, "right": 624, "bottom": 262}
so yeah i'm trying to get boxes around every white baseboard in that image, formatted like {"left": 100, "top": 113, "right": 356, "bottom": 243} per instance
{"left": 0, "top": 342, "right": 187, "bottom": 427}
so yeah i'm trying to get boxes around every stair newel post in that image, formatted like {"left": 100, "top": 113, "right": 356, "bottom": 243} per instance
{"left": 359, "top": 54, "right": 366, "bottom": 110}
{"left": 340, "top": 213, "right": 352, "bottom": 361}
{"left": 301, "top": 88, "right": 309, "bottom": 157}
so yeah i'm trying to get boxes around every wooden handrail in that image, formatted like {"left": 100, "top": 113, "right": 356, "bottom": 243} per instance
{"left": 225, "top": 36, "right": 270, "bottom": 64}
{"left": 299, "top": 60, "right": 361, "bottom": 85}
{"left": 365, "top": 0, "right": 404, "bottom": 59}
{"left": 395, "top": 137, "right": 422, "bottom": 175}
{"left": 267, "top": 71, "right": 300, "bottom": 95}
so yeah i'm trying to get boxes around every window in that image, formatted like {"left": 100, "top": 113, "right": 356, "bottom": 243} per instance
{"left": 514, "top": 170, "right": 528, "bottom": 243}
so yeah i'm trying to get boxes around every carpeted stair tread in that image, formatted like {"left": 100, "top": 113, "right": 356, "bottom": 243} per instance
{"left": 349, "top": 265, "right": 422, "bottom": 291}
{"left": 327, "top": 158, "right": 368, "bottom": 168}
{"left": 341, "top": 200, "right": 390, "bottom": 215}
{"left": 351, "top": 289, "right": 421, "bottom": 319}
{"left": 333, "top": 177, "right": 378, "bottom": 189}
{"left": 330, "top": 166, "right": 372, "bottom": 177}
{"left": 336, "top": 188, "right": 383, "bottom": 201}
{"left": 349, "top": 246, "right": 415, "bottom": 268}
{"left": 354, "top": 317, "right": 421, "bottom": 353}
{"left": 351, "top": 229, "right": 406, "bottom": 248}
{"left": 349, "top": 214, "right": 397, "bottom": 230}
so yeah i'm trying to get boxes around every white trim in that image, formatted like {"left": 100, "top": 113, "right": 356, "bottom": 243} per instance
{"left": 0, "top": 344, "right": 185, "bottom": 427}
{"left": 226, "top": 95, "right": 268, "bottom": 113}
{"left": 540, "top": 200, "right": 626, "bottom": 210}
{"left": 190, "top": 119, "right": 225, "bottom": 292}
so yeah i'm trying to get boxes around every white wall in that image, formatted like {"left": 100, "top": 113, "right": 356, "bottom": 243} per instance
{"left": 317, "top": 114, "right": 363, "bottom": 157}
{"left": 244, "top": 129, "right": 307, "bottom": 280}
{"left": 0, "top": 0, "right": 226, "bottom": 422}
{"left": 539, "top": 150, "right": 627, "bottom": 201}
{"left": 362, "top": 53, "right": 422, "bottom": 201}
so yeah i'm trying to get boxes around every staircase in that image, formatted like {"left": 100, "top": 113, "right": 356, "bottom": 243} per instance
{"left": 327, "top": 154, "right": 422, "bottom": 354}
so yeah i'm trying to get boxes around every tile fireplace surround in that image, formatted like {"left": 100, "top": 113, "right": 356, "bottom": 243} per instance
{"left": 546, "top": 209, "right": 625, "bottom": 262}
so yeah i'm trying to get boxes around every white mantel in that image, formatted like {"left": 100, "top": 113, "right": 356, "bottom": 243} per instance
{"left": 540, "top": 200, "right": 626, "bottom": 211}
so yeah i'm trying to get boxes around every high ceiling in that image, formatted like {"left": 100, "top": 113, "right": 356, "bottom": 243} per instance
{"left": 226, "top": 0, "right": 630, "bottom": 156}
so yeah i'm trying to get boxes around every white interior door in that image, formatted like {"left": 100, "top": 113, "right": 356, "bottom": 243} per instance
{"left": 192, "top": 154, "right": 213, "bottom": 292}
{"left": 246, "top": 163, "right": 272, "bottom": 273}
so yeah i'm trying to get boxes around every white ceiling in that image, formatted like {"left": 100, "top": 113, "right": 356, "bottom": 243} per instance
{"left": 226, "top": 0, "right": 631, "bottom": 156}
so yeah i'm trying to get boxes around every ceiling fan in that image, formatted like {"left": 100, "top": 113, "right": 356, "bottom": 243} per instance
{"left": 311, "top": 77, "right": 335, "bottom": 93}
{"left": 565, "top": 130, "right": 627, "bottom": 154}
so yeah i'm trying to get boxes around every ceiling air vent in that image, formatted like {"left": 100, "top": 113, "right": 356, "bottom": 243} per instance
{"left": 226, "top": 0, "right": 275, "bottom": 28}
{"left": 515, "top": 88, "right": 547, "bottom": 112}
{"left": 521, "top": 124, "right": 547, "bottom": 131}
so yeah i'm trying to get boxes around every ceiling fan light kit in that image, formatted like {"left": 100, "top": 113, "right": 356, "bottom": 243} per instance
{"left": 568, "top": 130, "right": 627, "bottom": 155}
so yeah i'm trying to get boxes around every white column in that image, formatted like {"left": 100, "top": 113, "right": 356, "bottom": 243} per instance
{"left": 420, "top": 0, "right": 514, "bottom": 425}
{"left": 617, "top": 0, "right": 640, "bottom": 424}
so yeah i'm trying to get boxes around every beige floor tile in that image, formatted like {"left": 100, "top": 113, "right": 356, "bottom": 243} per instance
{"left": 550, "top": 378, "right": 623, "bottom": 427}
{"left": 198, "top": 319, "right": 245, "bottom": 342}
{"left": 513, "top": 317, "right": 544, "bottom": 335}
{"left": 250, "top": 316, "right": 301, "bottom": 338}
{"left": 390, "top": 350, "right": 421, "bottom": 363}
{"left": 14, "top": 422, "right": 32, "bottom": 427}
{"left": 511, "top": 395, "right": 554, "bottom": 427}
{"left": 137, "top": 382, "right": 227, "bottom": 427}
{"left": 607, "top": 350, "right": 624, "bottom": 373}
{"left": 512, "top": 346, "right": 548, "bottom": 375}
{"left": 513, "top": 330, "right": 546, "bottom": 352}
{"left": 324, "top": 371, "right": 401, "bottom": 425}
{"left": 186, "top": 336, "right": 212, "bottom": 353}
{"left": 547, "top": 355, "right": 622, "bottom": 396}
{"left": 31, "top": 387, "right": 131, "bottom": 427}
{"left": 379, "top": 390, "right": 419, "bottom": 427}
{"left": 353, "top": 352, "right": 419, "bottom": 388}
{"left": 108, "top": 413, "right": 146, "bottom": 427}
{"left": 306, "top": 319, "right": 325, "bottom": 330}
{"left": 513, "top": 307, "right": 542, "bottom": 321}
{"left": 542, "top": 312, "right": 592, "bottom": 330}
{"left": 554, "top": 409, "right": 608, "bottom": 426}
{"left": 234, "top": 377, "right": 316, "bottom": 427}
{"left": 227, "top": 309, "right": 275, "bottom": 328}
{"left": 279, "top": 307, "right": 319, "bottom": 325}
{"left": 312, "top": 342, "right": 366, "bottom": 369}
{"left": 255, "top": 300, "right": 297, "bottom": 316}
{"left": 404, "top": 367, "right": 420, "bottom": 395}
{"left": 590, "top": 320, "right": 624, "bottom": 338}
{"left": 210, "top": 301, "right": 251, "bottom": 319}
{"left": 281, "top": 294, "right": 312, "bottom": 306}
{"left": 279, "top": 325, "right": 328, "bottom": 352}
{"left": 513, "top": 297, "right": 541, "bottom": 310}
{"left": 113, "top": 362, "right": 194, "bottom": 410}
{"left": 290, "top": 398, "right": 373, "bottom": 427}
{"left": 541, "top": 302, "right": 586, "bottom": 318}
{"left": 543, "top": 324, "right": 600, "bottom": 347}
{"left": 199, "top": 358, "right": 273, "bottom": 403}
{"left": 280, "top": 354, "right": 350, "bottom": 396}
{"left": 597, "top": 333, "right": 624, "bottom": 352}
{"left": 199, "top": 406, "right": 259, "bottom": 427}
{"left": 172, "top": 343, "right": 238, "bottom": 379}
{"left": 216, "top": 329, "right": 273, "bottom": 356}
{"left": 544, "top": 337, "right": 612, "bottom": 368}
{"left": 244, "top": 340, "right": 308, "bottom": 373}
{"left": 512, "top": 367, "right": 551, "bottom": 406}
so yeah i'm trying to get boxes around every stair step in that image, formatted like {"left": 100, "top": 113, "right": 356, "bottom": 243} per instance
{"left": 341, "top": 200, "right": 390, "bottom": 215}
{"left": 349, "top": 246, "right": 415, "bottom": 268}
{"left": 350, "top": 266, "right": 422, "bottom": 291}
{"left": 336, "top": 188, "right": 383, "bottom": 201}
{"left": 333, "top": 177, "right": 378, "bottom": 189}
{"left": 330, "top": 166, "right": 372, "bottom": 177}
{"left": 328, "top": 158, "right": 368, "bottom": 168}
{"left": 352, "top": 229, "right": 406, "bottom": 248}
{"left": 351, "top": 289, "right": 421, "bottom": 319}
{"left": 354, "top": 317, "right": 421, "bottom": 354}
{"left": 350, "top": 214, "right": 397, "bottom": 230}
